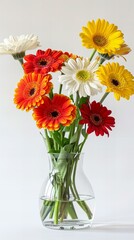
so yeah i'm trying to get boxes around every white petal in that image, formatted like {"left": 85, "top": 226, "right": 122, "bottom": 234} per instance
{"left": 84, "top": 84, "right": 91, "bottom": 96}
{"left": 76, "top": 58, "right": 83, "bottom": 69}
{"left": 89, "top": 82, "right": 101, "bottom": 90}
{"left": 68, "top": 59, "right": 79, "bottom": 70}
{"left": 87, "top": 59, "right": 98, "bottom": 71}
{"left": 91, "top": 88, "right": 99, "bottom": 95}
{"left": 64, "top": 79, "right": 75, "bottom": 85}
{"left": 0, "top": 34, "right": 40, "bottom": 55}
{"left": 59, "top": 75, "right": 72, "bottom": 83}
{"left": 72, "top": 81, "right": 80, "bottom": 92}
{"left": 78, "top": 84, "right": 87, "bottom": 97}
{"left": 82, "top": 58, "right": 90, "bottom": 68}
{"left": 61, "top": 66, "right": 74, "bottom": 75}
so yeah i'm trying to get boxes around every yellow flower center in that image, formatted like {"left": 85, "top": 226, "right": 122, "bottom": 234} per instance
{"left": 76, "top": 70, "right": 91, "bottom": 82}
{"left": 93, "top": 35, "right": 107, "bottom": 47}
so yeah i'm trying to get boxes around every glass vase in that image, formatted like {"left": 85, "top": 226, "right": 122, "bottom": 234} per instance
{"left": 39, "top": 152, "right": 95, "bottom": 230}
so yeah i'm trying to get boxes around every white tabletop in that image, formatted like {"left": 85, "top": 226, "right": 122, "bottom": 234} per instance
{"left": 1, "top": 223, "right": 134, "bottom": 240}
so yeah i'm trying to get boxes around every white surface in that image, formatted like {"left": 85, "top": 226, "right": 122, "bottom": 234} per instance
{"left": 1, "top": 224, "right": 134, "bottom": 240}
{"left": 0, "top": 0, "right": 134, "bottom": 239}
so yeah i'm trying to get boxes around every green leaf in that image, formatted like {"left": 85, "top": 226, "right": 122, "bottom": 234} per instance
{"left": 63, "top": 144, "right": 73, "bottom": 152}
{"left": 63, "top": 126, "right": 71, "bottom": 132}
{"left": 54, "top": 148, "right": 69, "bottom": 182}
{"left": 82, "top": 128, "right": 87, "bottom": 138}
{"left": 63, "top": 137, "right": 69, "bottom": 146}
{"left": 70, "top": 94, "right": 74, "bottom": 102}
{"left": 52, "top": 131, "right": 62, "bottom": 146}
{"left": 79, "top": 96, "right": 89, "bottom": 107}
{"left": 70, "top": 131, "right": 79, "bottom": 144}
{"left": 40, "top": 132, "right": 54, "bottom": 150}
{"left": 48, "top": 149, "right": 59, "bottom": 153}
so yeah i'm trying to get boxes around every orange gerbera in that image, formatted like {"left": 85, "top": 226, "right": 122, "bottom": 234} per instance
{"left": 33, "top": 94, "right": 77, "bottom": 131}
{"left": 23, "top": 49, "right": 64, "bottom": 74}
{"left": 14, "top": 73, "right": 53, "bottom": 111}
{"left": 59, "top": 52, "right": 81, "bottom": 62}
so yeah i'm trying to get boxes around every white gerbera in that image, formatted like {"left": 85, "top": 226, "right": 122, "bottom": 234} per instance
{"left": 0, "top": 34, "right": 40, "bottom": 55}
{"left": 59, "top": 57, "right": 102, "bottom": 97}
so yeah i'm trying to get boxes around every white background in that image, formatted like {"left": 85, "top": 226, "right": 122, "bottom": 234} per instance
{"left": 0, "top": 0, "right": 134, "bottom": 239}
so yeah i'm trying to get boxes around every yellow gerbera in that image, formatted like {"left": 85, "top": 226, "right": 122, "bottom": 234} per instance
{"left": 96, "top": 62, "right": 134, "bottom": 100}
{"left": 79, "top": 19, "right": 124, "bottom": 55}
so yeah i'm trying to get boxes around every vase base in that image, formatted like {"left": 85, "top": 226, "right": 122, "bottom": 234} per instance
{"left": 43, "top": 219, "right": 92, "bottom": 230}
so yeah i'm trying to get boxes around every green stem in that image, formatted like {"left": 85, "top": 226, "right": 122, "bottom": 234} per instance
{"left": 59, "top": 202, "right": 68, "bottom": 221}
{"left": 18, "top": 58, "right": 23, "bottom": 65}
{"left": 53, "top": 185, "right": 62, "bottom": 224}
{"left": 72, "top": 159, "right": 79, "bottom": 200}
{"left": 100, "top": 92, "right": 109, "bottom": 104}
{"left": 54, "top": 201, "right": 60, "bottom": 224}
{"left": 12, "top": 52, "right": 25, "bottom": 67}
{"left": 68, "top": 92, "right": 80, "bottom": 142}
{"left": 49, "top": 88, "right": 53, "bottom": 99}
{"left": 66, "top": 202, "right": 78, "bottom": 219}
{"left": 40, "top": 200, "right": 54, "bottom": 221}
{"left": 99, "top": 57, "right": 106, "bottom": 66}
{"left": 59, "top": 84, "right": 63, "bottom": 94}
{"left": 89, "top": 49, "right": 96, "bottom": 61}
{"left": 49, "top": 204, "right": 55, "bottom": 219}
{"left": 44, "top": 129, "right": 52, "bottom": 151}
{"left": 71, "top": 158, "right": 92, "bottom": 219}
{"left": 73, "top": 125, "right": 82, "bottom": 152}
{"left": 79, "top": 133, "right": 88, "bottom": 152}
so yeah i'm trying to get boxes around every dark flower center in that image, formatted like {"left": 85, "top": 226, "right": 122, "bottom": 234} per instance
{"left": 94, "top": 116, "right": 100, "bottom": 122}
{"left": 39, "top": 59, "right": 47, "bottom": 66}
{"left": 29, "top": 88, "right": 35, "bottom": 96}
{"left": 112, "top": 79, "right": 119, "bottom": 86}
{"left": 93, "top": 35, "right": 107, "bottom": 47}
{"left": 51, "top": 111, "right": 59, "bottom": 118}
{"left": 90, "top": 114, "right": 102, "bottom": 126}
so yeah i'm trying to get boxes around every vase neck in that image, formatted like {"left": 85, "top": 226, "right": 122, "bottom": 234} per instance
{"left": 47, "top": 152, "right": 84, "bottom": 172}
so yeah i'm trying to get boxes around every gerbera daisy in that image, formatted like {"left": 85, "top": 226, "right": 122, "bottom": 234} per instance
{"left": 23, "top": 48, "right": 64, "bottom": 74}
{"left": 14, "top": 73, "right": 53, "bottom": 111}
{"left": 115, "top": 44, "right": 131, "bottom": 57}
{"left": 0, "top": 34, "right": 40, "bottom": 56}
{"left": 96, "top": 62, "right": 134, "bottom": 100}
{"left": 79, "top": 101, "right": 115, "bottom": 136}
{"left": 59, "top": 57, "right": 102, "bottom": 97}
{"left": 79, "top": 19, "right": 124, "bottom": 55}
{"left": 32, "top": 94, "right": 76, "bottom": 131}
{"left": 59, "top": 52, "right": 81, "bottom": 62}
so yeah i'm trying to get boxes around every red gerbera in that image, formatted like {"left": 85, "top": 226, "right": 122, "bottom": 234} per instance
{"left": 33, "top": 94, "right": 76, "bottom": 131}
{"left": 14, "top": 73, "right": 53, "bottom": 111}
{"left": 23, "top": 48, "right": 64, "bottom": 74}
{"left": 79, "top": 101, "right": 115, "bottom": 136}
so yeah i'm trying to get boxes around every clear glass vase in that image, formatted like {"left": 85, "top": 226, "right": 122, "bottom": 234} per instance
{"left": 39, "top": 152, "right": 95, "bottom": 230}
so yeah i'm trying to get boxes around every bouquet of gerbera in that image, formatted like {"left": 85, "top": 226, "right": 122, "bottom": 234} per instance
{"left": 0, "top": 19, "right": 134, "bottom": 227}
